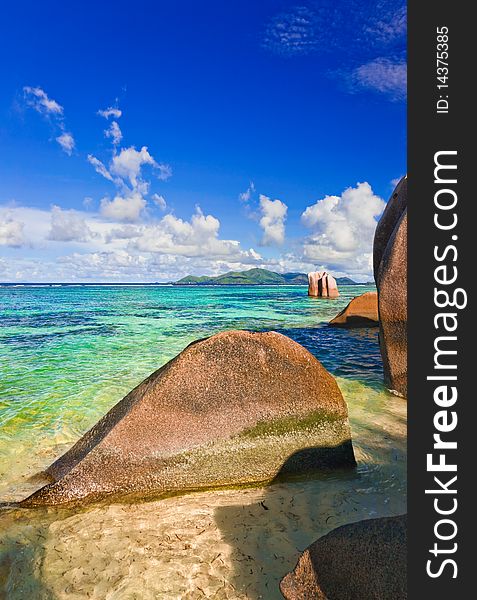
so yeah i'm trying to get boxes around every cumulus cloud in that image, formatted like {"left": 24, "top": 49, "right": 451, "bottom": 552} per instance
{"left": 301, "top": 181, "right": 385, "bottom": 276}
{"left": 351, "top": 57, "right": 406, "bottom": 100}
{"left": 23, "top": 86, "right": 63, "bottom": 115}
{"left": 100, "top": 191, "right": 147, "bottom": 223}
{"left": 259, "top": 194, "right": 287, "bottom": 246}
{"left": 98, "top": 107, "right": 122, "bottom": 119}
{"left": 104, "top": 121, "right": 122, "bottom": 145}
{"left": 0, "top": 206, "right": 52, "bottom": 249}
{"left": 0, "top": 201, "right": 262, "bottom": 282}
{"left": 110, "top": 146, "right": 163, "bottom": 187}
{"left": 0, "top": 216, "right": 25, "bottom": 247}
{"left": 132, "top": 207, "right": 261, "bottom": 261}
{"left": 88, "top": 109, "right": 172, "bottom": 223}
{"left": 47, "top": 206, "right": 96, "bottom": 242}
{"left": 92, "top": 146, "right": 171, "bottom": 222}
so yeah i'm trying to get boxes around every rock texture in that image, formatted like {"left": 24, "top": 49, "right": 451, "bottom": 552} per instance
{"left": 22, "top": 330, "right": 355, "bottom": 506}
{"left": 308, "top": 272, "right": 340, "bottom": 298}
{"left": 329, "top": 291, "right": 379, "bottom": 328}
{"left": 373, "top": 176, "right": 407, "bottom": 397}
{"left": 280, "top": 514, "right": 407, "bottom": 600}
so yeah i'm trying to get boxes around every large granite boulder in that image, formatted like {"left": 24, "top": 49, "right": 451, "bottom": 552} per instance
{"left": 308, "top": 272, "right": 340, "bottom": 298}
{"left": 373, "top": 177, "right": 407, "bottom": 397}
{"left": 373, "top": 178, "right": 408, "bottom": 283}
{"left": 22, "top": 330, "right": 355, "bottom": 506}
{"left": 280, "top": 514, "right": 407, "bottom": 600}
{"left": 329, "top": 291, "right": 379, "bottom": 328}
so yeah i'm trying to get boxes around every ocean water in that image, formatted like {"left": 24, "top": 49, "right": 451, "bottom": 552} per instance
{"left": 0, "top": 284, "right": 406, "bottom": 599}
{"left": 0, "top": 284, "right": 377, "bottom": 493}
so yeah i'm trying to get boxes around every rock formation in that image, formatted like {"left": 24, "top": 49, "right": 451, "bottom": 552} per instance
{"left": 308, "top": 272, "right": 340, "bottom": 298}
{"left": 280, "top": 514, "right": 407, "bottom": 600}
{"left": 329, "top": 291, "right": 379, "bottom": 328}
{"left": 373, "top": 176, "right": 407, "bottom": 396}
{"left": 22, "top": 330, "right": 355, "bottom": 506}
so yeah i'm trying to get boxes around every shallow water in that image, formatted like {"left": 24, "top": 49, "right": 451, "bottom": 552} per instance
{"left": 0, "top": 285, "right": 406, "bottom": 599}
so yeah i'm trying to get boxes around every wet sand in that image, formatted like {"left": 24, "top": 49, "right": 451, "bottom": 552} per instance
{"left": 0, "top": 378, "right": 406, "bottom": 599}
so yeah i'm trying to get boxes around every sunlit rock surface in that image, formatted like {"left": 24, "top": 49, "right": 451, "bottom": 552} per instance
{"left": 22, "top": 330, "right": 355, "bottom": 506}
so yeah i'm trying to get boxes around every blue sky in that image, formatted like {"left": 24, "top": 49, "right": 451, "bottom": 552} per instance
{"left": 0, "top": 0, "right": 406, "bottom": 282}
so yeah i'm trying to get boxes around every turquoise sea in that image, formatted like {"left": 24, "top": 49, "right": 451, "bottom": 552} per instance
{"left": 0, "top": 284, "right": 406, "bottom": 599}
{"left": 0, "top": 284, "right": 378, "bottom": 489}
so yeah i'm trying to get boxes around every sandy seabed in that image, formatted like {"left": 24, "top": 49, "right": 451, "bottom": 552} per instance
{"left": 0, "top": 380, "right": 406, "bottom": 599}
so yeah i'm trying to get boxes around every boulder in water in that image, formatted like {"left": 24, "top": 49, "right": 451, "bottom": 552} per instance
{"left": 308, "top": 272, "right": 340, "bottom": 298}
{"left": 22, "top": 330, "right": 355, "bottom": 506}
{"left": 329, "top": 291, "right": 379, "bottom": 328}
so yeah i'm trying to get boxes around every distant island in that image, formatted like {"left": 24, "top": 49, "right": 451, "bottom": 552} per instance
{"left": 174, "top": 268, "right": 362, "bottom": 286}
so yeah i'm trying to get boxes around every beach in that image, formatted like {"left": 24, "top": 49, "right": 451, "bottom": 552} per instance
{"left": 0, "top": 285, "right": 406, "bottom": 598}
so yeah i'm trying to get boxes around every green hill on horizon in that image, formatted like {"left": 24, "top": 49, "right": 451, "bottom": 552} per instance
{"left": 174, "top": 268, "right": 361, "bottom": 286}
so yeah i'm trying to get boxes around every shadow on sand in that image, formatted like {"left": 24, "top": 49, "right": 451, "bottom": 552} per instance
{"left": 214, "top": 424, "right": 406, "bottom": 600}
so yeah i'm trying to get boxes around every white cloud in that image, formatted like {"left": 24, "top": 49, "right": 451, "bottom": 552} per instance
{"left": 390, "top": 175, "right": 404, "bottom": 188}
{"left": 152, "top": 193, "right": 167, "bottom": 210}
{"left": 0, "top": 216, "right": 25, "bottom": 247}
{"left": 87, "top": 155, "right": 114, "bottom": 181}
{"left": 56, "top": 132, "right": 75, "bottom": 155}
{"left": 351, "top": 58, "right": 406, "bottom": 100}
{"left": 111, "top": 146, "right": 158, "bottom": 187}
{"left": 0, "top": 201, "right": 264, "bottom": 282}
{"left": 105, "top": 121, "right": 122, "bottom": 145}
{"left": 106, "top": 224, "right": 141, "bottom": 241}
{"left": 23, "top": 86, "right": 63, "bottom": 115}
{"left": 263, "top": 7, "right": 318, "bottom": 56}
{"left": 48, "top": 206, "right": 96, "bottom": 242}
{"left": 100, "top": 191, "right": 147, "bottom": 222}
{"left": 53, "top": 248, "right": 262, "bottom": 282}
{"left": 23, "top": 86, "right": 76, "bottom": 154}
{"left": 365, "top": 6, "right": 407, "bottom": 45}
{"left": 105, "top": 207, "right": 261, "bottom": 264}
{"left": 301, "top": 182, "right": 385, "bottom": 277}
{"left": 239, "top": 181, "right": 255, "bottom": 203}
{"left": 98, "top": 107, "right": 122, "bottom": 119}
{"left": 259, "top": 194, "right": 287, "bottom": 246}
{"left": 0, "top": 206, "right": 51, "bottom": 248}
{"left": 88, "top": 132, "right": 172, "bottom": 223}
{"left": 156, "top": 163, "right": 172, "bottom": 181}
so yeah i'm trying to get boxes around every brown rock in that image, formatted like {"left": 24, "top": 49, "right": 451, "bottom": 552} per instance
{"left": 308, "top": 271, "right": 321, "bottom": 296}
{"left": 280, "top": 514, "right": 407, "bottom": 600}
{"left": 373, "top": 177, "right": 407, "bottom": 397}
{"left": 329, "top": 291, "right": 379, "bottom": 328}
{"left": 22, "top": 330, "right": 355, "bottom": 506}
{"left": 308, "top": 272, "right": 340, "bottom": 298}
{"left": 373, "top": 177, "right": 407, "bottom": 283}
{"left": 325, "top": 274, "right": 339, "bottom": 299}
